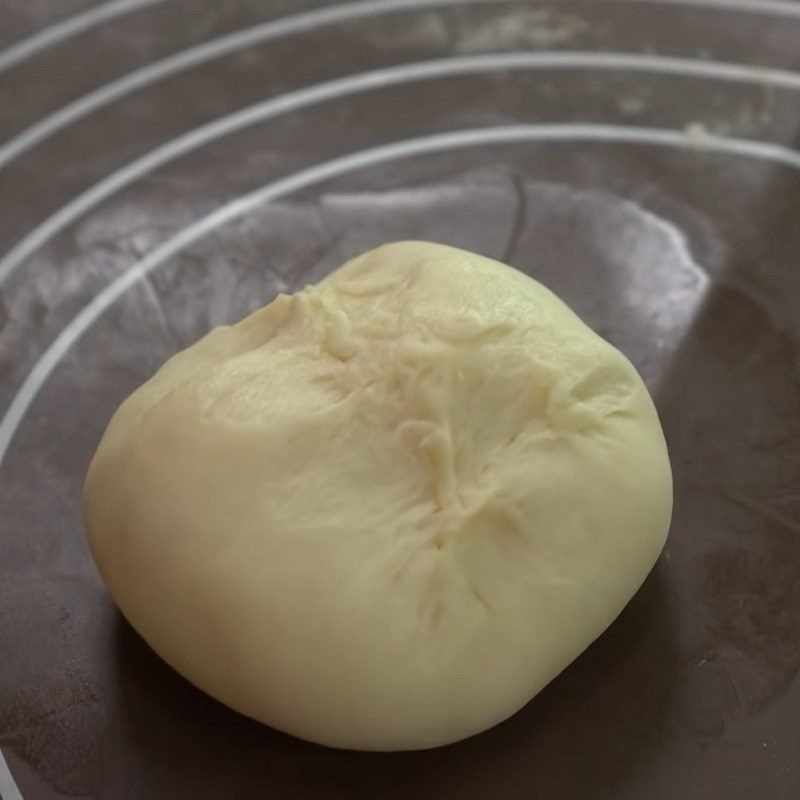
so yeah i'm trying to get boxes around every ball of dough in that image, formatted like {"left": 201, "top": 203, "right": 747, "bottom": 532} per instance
{"left": 84, "top": 241, "right": 672, "bottom": 750}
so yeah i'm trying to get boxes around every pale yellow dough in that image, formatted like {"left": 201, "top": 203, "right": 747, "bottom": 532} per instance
{"left": 84, "top": 241, "right": 672, "bottom": 750}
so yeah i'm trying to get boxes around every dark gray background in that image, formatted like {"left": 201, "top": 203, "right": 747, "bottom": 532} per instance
{"left": 1, "top": 0, "right": 799, "bottom": 797}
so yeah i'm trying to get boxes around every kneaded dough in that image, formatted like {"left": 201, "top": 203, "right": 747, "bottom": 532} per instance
{"left": 84, "top": 241, "right": 672, "bottom": 750}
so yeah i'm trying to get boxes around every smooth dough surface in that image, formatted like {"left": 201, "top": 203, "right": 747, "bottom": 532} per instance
{"left": 84, "top": 241, "right": 672, "bottom": 750}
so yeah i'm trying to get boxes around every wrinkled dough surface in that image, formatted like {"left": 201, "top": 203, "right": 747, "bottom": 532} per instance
{"left": 84, "top": 241, "right": 672, "bottom": 750}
